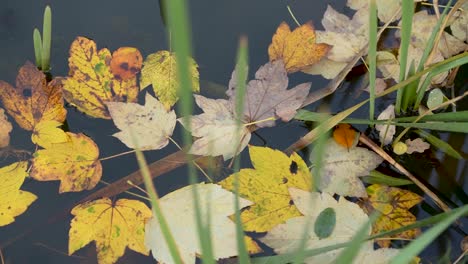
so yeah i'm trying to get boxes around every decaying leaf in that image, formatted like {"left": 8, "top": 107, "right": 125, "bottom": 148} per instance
{"left": 268, "top": 21, "right": 330, "bottom": 73}
{"left": 107, "top": 93, "right": 176, "bottom": 150}
{"left": 261, "top": 188, "right": 400, "bottom": 264}
{"left": 219, "top": 146, "right": 313, "bottom": 232}
{"left": 0, "top": 62, "right": 66, "bottom": 131}
{"left": 0, "top": 162, "right": 37, "bottom": 226}
{"left": 227, "top": 60, "right": 310, "bottom": 127}
{"left": 63, "top": 37, "right": 140, "bottom": 119}
{"left": 178, "top": 94, "right": 251, "bottom": 160}
{"left": 360, "top": 184, "right": 423, "bottom": 248}
{"left": 310, "top": 138, "right": 383, "bottom": 197}
{"left": 405, "top": 138, "right": 430, "bottom": 154}
{"left": 31, "top": 120, "right": 68, "bottom": 149}
{"left": 145, "top": 183, "right": 261, "bottom": 264}
{"left": 69, "top": 198, "right": 152, "bottom": 264}
{"left": 140, "top": 50, "right": 200, "bottom": 109}
{"left": 333, "top": 124, "right": 358, "bottom": 149}
{"left": 31, "top": 132, "right": 102, "bottom": 193}
{"left": 110, "top": 47, "right": 143, "bottom": 80}
{"left": 450, "top": 3, "right": 468, "bottom": 42}
{"left": 375, "top": 104, "right": 395, "bottom": 146}
{"left": 0, "top": 108, "right": 13, "bottom": 148}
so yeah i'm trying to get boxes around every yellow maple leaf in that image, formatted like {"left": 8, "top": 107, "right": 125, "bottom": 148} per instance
{"left": 268, "top": 21, "right": 331, "bottom": 73}
{"left": 63, "top": 37, "right": 140, "bottom": 119}
{"left": 0, "top": 61, "right": 66, "bottom": 131}
{"left": 360, "top": 184, "right": 423, "bottom": 247}
{"left": 69, "top": 198, "right": 152, "bottom": 264}
{"left": 30, "top": 132, "right": 102, "bottom": 193}
{"left": 140, "top": 50, "right": 200, "bottom": 110}
{"left": 0, "top": 162, "right": 37, "bottom": 226}
{"left": 219, "top": 146, "right": 313, "bottom": 232}
{"left": 31, "top": 120, "right": 68, "bottom": 148}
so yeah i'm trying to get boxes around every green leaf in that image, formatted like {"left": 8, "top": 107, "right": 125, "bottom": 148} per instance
{"left": 361, "top": 170, "right": 414, "bottom": 186}
{"left": 314, "top": 207, "right": 336, "bottom": 239}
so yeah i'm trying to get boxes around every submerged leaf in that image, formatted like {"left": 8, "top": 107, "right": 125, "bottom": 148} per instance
{"left": 69, "top": 198, "right": 152, "bottom": 264}
{"left": 107, "top": 93, "right": 176, "bottom": 150}
{"left": 268, "top": 21, "right": 330, "bottom": 73}
{"left": 219, "top": 146, "right": 312, "bottom": 232}
{"left": 31, "top": 132, "right": 102, "bottom": 193}
{"left": 63, "top": 37, "right": 140, "bottom": 119}
{"left": 0, "top": 162, "right": 37, "bottom": 226}
{"left": 0, "top": 62, "right": 66, "bottom": 131}
{"left": 140, "top": 50, "right": 200, "bottom": 109}
{"left": 145, "top": 183, "right": 260, "bottom": 264}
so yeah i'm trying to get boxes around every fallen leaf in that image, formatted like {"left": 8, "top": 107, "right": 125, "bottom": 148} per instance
{"left": 140, "top": 50, "right": 200, "bottom": 110}
{"left": 333, "top": 124, "right": 358, "bottom": 149}
{"left": 145, "top": 183, "right": 261, "bottom": 264}
{"left": 178, "top": 94, "right": 251, "bottom": 160}
{"left": 375, "top": 104, "right": 395, "bottom": 146}
{"left": 31, "top": 120, "right": 68, "bottom": 149}
{"left": 107, "top": 93, "right": 176, "bottom": 150}
{"left": 310, "top": 138, "right": 383, "bottom": 197}
{"left": 360, "top": 184, "right": 423, "bottom": 248}
{"left": 69, "top": 198, "right": 152, "bottom": 264}
{"left": 450, "top": 3, "right": 468, "bottom": 42}
{"left": 0, "top": 61, "right": 66, "bottom": 131}
{"left": 0, "top": 162, "right": 37, "bottom": 226}
{"left": 260, "top": 188, "right": 400, "bottom": 264}
{"left": 63, "top": 37, "right": 140, "bottom": 119}
{"left": 405, "top": 138, "right": 430, "bottom": 154}
{"left": 268, "top": 21, "right": 330, "bottom": 73}
{"left": 363, "top": 78, "right": 387, "bottom": 95}
{"left": 110, "top": 47, "right": 143, "bottom": 80}
{"left": 227, "top": 60, "right": 310, "bottom": 127}
{"left": 219, "top": 146, "right": 313, "bottom": 232}
{"left": 31, "top": 132, "right": 102, "bottom": 193}
{"left": 0, "top": 108, "right": 13, "bottom": 148}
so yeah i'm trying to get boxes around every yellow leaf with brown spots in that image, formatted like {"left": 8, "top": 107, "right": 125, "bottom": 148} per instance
{"left": 140, "top": 50, "right": 200, "bottom": 110}
{"left": 219, "top": 146, "right": 313, "bottom": 232}
{"left": 31, "top": 132, "right": 102, "bottom": 193}
{"left": 360, "top": 184, "right": 423, "bottom": 247}
{"left": 268, "top": 22, "right": 331, "bottom": 73}
{"left": 63, "top": 37, "right": 140, "bottom": 119}
{"left": 0, "top": 162, "right": 37, "bottom": 226}
{"left": 69, "top": 198, "right": 152, "bottom": 264}
{"left": 0, "top": 61, "right": 66, "bottom": 131}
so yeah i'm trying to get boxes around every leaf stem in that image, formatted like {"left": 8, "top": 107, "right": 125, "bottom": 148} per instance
{"left": 99, "top": 150, "right": 136, "bottom": 161}
{"left": 287, "top": 5, "right": 301, "bottom": 27}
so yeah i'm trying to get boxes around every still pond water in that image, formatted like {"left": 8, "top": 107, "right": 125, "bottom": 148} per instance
{"left": 0, "top": 0, "right": 467, "bottom": 263}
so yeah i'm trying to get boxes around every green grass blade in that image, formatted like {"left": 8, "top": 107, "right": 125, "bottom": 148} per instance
{"left": 401, "top": 60, "right": 417, "bottom": 111}
{"left": 164, "top": 0, "right": 215, "bottom": 262}
{"left": 390, "top": 204, "right": 468, "bottom": 264}
{"left": 233, "top": 36, "right": 251, "bottom": 264}
{"left": 368, "top": 0, "right": 377, "bottom": 120}
{"left": 33, "top": 28, "right": 42, "bottom": 68}
{"left": 41, "top": 5, "right": 51, "bottom": 71}
{"left": 415, "top": 129, "right": 463, "bottom": 159}
{"left": 395, "top": 0, "right": 414, "bottom": 114}
{"left": 361, "top": 170, "right": 414, "bottom": 186}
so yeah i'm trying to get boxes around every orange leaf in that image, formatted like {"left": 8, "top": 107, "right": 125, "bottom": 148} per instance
{"left": 333, "top": 124, "right": 357, "bottom": 149}
{"left": 110, "top": 47, "right": 143, "bottom": 80}
{"left": 268, "top": 21, "right": 331, "bottom": 73}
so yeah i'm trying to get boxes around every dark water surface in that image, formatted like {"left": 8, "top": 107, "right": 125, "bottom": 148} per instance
{"left": 1, "top": 0, "right": 467, "bottom": 263}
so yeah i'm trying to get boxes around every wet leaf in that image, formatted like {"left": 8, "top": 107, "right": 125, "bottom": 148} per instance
{"left": 227, "top": 60, "right": 310, "bottom": 127}
{"left": 107, "top": 93, "right": 176, "bottom": 150}
{"left": 63, "top": 37, "right": 140, "bottom": 119}
{"left": 261, "top": 188, "right": 400, "bottom": 263}
{"left": 375, "top": 104, "right": 395, "bottom": 146}
{"left": 145, "top": 183, "right": 261, "bottom": 264}
{"left": 0, "top": 108, "right": 13, "bottom": 148}
{"left": 268, "top": 21, "right": 330, "bottom": 73}
{"left": 360, "top": 184, "right": 423, "bottom": 248}
{"left": 69, "top": 198, "right": 152, "bottom": 264}
{"left": 140, "top": 50, "right": 200, "bottom": 109}
{"left": 31, "top": 132, "right": 102, "bottom": 193}
{"left": 178, "top": 94, "right": 251, "bottom": 160}
{"left": 310, "top": 138, "right": 383, "bottom": 197}
{"left": 0, "top": 162, "right": 37, "bottom": 226}
{"left": 110, "top": 47, "right": 143, "bottom": 80}
{"left": 31, "top": 120, "right": 68, "bottom": 149}
{"left": 0, "top": 61, "right": 66, "bottom": 131}
{"left": 219, "top": 146, "right": 312, "bottom": 232}
{"left": 333, "top": 124, "right": 358, "bottom": 149}
{"left": 405, "top": 138, "right": 430, "bottom": 154}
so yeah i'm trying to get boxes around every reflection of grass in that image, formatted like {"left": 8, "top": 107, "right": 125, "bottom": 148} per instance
{"left": 33, "top": 5, "right": 52, "bottom": 72}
